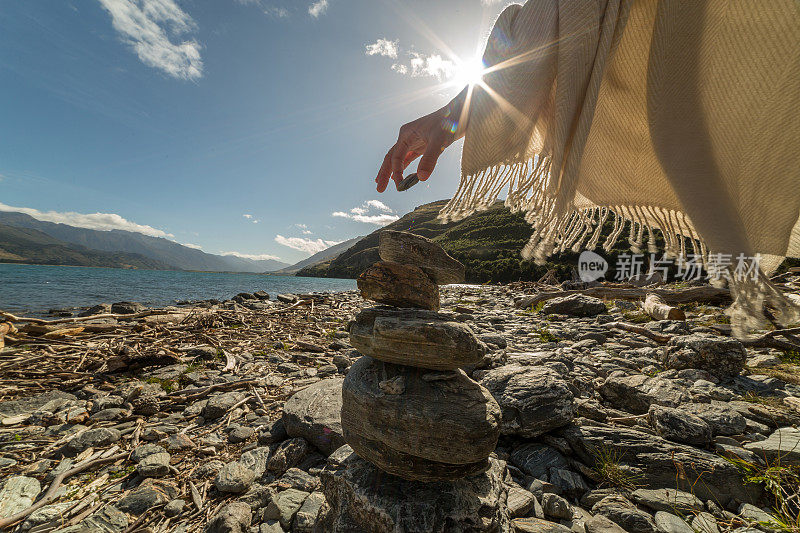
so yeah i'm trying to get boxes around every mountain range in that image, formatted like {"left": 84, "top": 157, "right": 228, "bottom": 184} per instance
{"left": 0, "top": 212, "right": 289, "bottom": 273}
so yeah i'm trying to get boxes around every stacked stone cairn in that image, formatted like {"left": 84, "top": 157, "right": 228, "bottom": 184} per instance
{"left": 341, "top": 230, "right": 503, "bottom": 481}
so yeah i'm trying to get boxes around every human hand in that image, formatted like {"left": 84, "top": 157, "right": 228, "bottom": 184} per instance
{"left": 375, "top": 88, "right": 468, "bottom": 193}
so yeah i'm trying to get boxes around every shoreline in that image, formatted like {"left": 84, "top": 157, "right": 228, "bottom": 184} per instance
{"left": 1, "top": 283, "right": 799, "bottom": 531}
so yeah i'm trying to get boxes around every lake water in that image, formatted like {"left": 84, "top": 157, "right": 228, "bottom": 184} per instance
{"left": 0, "top": 263, "right": 356, "bottom": 316}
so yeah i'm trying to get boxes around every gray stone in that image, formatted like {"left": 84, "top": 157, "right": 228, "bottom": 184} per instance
{"left": 349, "top": 307, "right": 486, "bottom": 370}
{"left": 631, "top": 488, "right": 703, "bottom": 514}
{"left": 0, "top": 476, "right": 41, "bottom": 519}
{"left": 20, "top": 501, "right": 73, "bottom": 530}
{"left": 585, "top": 514, "right": 628, "bottom": 533}
{"left": 215, "top": 462, "right": 256, "bottom": 494}
{"left": 748, "top": 354, "right": 782, "bottom": 368}
{"left": 342, "top": 357, "right": 501, "bottom": 481}
{"left": 679, "top": 402, "right": 747, "bottom": 436}
{"left": 480, "top": 365, "right": 574, "bottom": 437}
{"left": 541, "top": 295, "right": 607, "bottom": 317}
{"left": 258, "top": 419, "right": 288, "bottom": 445}
{"left": 548, "top": 468, "right": 589, "bottom": 498}
{"left": 665, "top": 334, "right": 747, "bottom": 378}
{"left": 277, "top": 468, "right": 320, "bottom": 493}
{"left": 737, "top": 503, "right": 780, "bottom": 529}
{"left": 319, "top": 455, "right": 509, "bottom": 532}
{"left": 507, "top": 484, "right": 537, "bottom": 517}
{"left": 591, "top": 495, "right": 657, "bottom": 533}
{"left": 268, "top": 438, "right": 310, "bottom": 475}
{"left": 264, "top": 489, "right": 309, "bottom": 529}
{"left": 378, "top": 230, "right": 465, "bottom": 285}
{"left": 542, "top": 493, "right": 572, "bottom": 519}
{"left": 510, "top": 444, "right": 568, "bottom": 480}
{"left": 600, "top": 374, "right": 689, "bottom": 414}
{"left": 79, "top": 504, "right": 129, "bottom": 532}
{"left": 654, "top": 512, "right": 693, "bottom": 533}
{"left": 258, "top": 520, "right": 284, "bottom": 533}
{"left": 357, "top": 261, "right": 440, "bottom": 310}
{"left": 691, "top": 512, "right": 720, "bottom": 533}
{"left": 560, "top": 425, "right": 759, "bottom": 508}
{"left": 228, "top": 426, "right": 255, "bottom": 443}
{"left": 293, "top": 491, "right": 325, "bottom": 532}
{"left": 744, "top": 427, "right": 800, "bottom": 465}
{"left": 206, "top": 501, "right": 252, "bottom": 533}
{"left": 165, "top": 499, "right": 186, "bottom": 517}
{"left": 117, "top": 485, "right": 171, "bottom": 515}
{"left": 204, "top": 392, "right": 247, "bottom": 420}
{"left": 282, "top": 377, "right": 345, "bottom": 456}
{"left": 61, "top": 427, "right": 121, "bottom": 456}
{"left": 137, "top": 451, "right": 171, "bottom": 478}
{"left": 648, "top": 405, "right": 712, "bottom": 446}
{"left": 111, "top": 301, "right": 145, "bottom": 314}
{"left": 512, "top": 517, "right": 574, "bottom": 533}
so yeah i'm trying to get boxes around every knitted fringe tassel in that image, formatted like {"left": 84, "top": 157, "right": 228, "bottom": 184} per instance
{"left": 438, "top": 157, "right": 800, "bottom": 338}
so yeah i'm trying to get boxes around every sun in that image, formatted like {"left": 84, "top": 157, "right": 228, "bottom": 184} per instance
{"left": 451, "top": 55, "right": 486, "bottom": 89}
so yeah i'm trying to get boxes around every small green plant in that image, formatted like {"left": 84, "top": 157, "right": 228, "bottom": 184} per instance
{"left": 726, "top": 455, "right": 800, "bottom": 532}
{"left": 781, "top": 350, "right": 800, "bottom": 365}
{"left": 536, "top": 328, "right": 561, "bottom": 343}
{"left": 591, "top": 445, "right": 642, "bottom": 491}
{"left": 145, "top": 377, "right": 176, "bottom": 393}
{"left": 740, "top": 392, "right": 785, "bottom": 408}
{"left": 622, "top": 310, "right": 652, "bottom": 324}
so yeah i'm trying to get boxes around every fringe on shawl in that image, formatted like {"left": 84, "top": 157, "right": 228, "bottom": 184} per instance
{"left": 438, "top": 158, "right": 800, "bottom": 337}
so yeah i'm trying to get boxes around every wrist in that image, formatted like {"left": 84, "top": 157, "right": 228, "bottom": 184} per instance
{"left": 440, "top": 86, "right": 469, "bottom": 139}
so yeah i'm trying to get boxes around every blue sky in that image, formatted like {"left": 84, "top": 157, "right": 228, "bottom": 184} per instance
{"left": 0, "top": 0, "right": 508, "bottom": 264}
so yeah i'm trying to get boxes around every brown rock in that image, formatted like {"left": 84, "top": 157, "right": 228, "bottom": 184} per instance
{"left": 341, "top": 356, "right": 501, "bottom": 482}
{"left": 349, "top": 307, "right": 486, "bottom": 370}
{"left": 356, "top": 261, "right": 439, "bottom": 310}
{"left": 378, "top": 230, "right": 464, "bottom": 285}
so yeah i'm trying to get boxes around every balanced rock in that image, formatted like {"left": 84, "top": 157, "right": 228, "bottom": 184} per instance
{"left": 341, "top": 356, "right": 501, "bottom": 481}
{"left": 318, "top": 453, "right": 510, "bottom": 532}
{"left": 349, "top": 306, "right": 486, "bottom": 370}
{"left": 378, "top": 230, "right": 465, "bottom": 285}
{"left": 356, "top": 261, "right": 439, "bottom": 310}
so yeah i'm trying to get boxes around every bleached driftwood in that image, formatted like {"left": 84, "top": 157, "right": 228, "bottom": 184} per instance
{"left": 643, "top": 293, "right": 686, "bottom": 321}
{"left": 514, "top": 285, "right": 730, "bottom": 309}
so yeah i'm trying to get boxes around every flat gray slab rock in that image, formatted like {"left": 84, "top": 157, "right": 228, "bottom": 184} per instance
{"left": 479, "top": 364, "right": 574, "bottom": 437}
{"left": 378, "top": 230, "right": 465, "bottom": 285}
{"left": 541, "top": 295, "right": 607, "bottom": 317}
{"left": 664, "top": 334, "right": 746, "bottom": 378}
{"left": 349, "top": 307, "right": 486, "bottom": 370}
{"left": 559, "top": 424, "right": 760, "bottom": 508}
{"left": 318, "top": 454, "right": 509, "bottom": 533}
{"left": 0, "top": 476, "right": 41, "bottom": 519}
{"left": 357, "top": 261, "right": 439, "bottom": 310}
{"left": 341, "top": 357, "right": 501, "bottom": 481}
{"left": 744, "top": 427, "right": 800, "bottom": 465}
{"left": 648, "top": 405, "right": 712, "bottom": 446}
{"left": 283, "top": 377, "right": 345, "bottom": 456}
{"left": 599, "top": 374, "right": 689, "bottom": 415}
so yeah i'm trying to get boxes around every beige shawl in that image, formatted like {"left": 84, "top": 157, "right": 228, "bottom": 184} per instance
{"left": 441, "top": 0, "right": 800, "bottom": 334}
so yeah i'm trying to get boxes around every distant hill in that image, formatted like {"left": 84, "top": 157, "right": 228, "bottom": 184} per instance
{"left": 0, "top": 212, "right": 289, "bottom": 273}
{"left": 275, "top": 236, "right": 364, "bottom": 274}
{"left": 0, "top": 223, "right": 173, "bottom": 270}
{"left": 297, "top": 200, "right": 574, "bottom": 283}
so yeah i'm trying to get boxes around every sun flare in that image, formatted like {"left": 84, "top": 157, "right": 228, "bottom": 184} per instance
{"left": 451, "top": 55, "right": 486, "bottom": 89}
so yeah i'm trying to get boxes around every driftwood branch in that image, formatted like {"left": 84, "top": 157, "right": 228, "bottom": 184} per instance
{"left": 0, "top": 452, "right": 128, "bottom": 530}
{"left": 603, "top": 321, "right": 672, "bottom": 343}
{"left": 515, "top": 285, "right": 730, "bottom": 309}
{"left": 643, "top": 293, "right": 686, "bottom": 321}
{"left": 0, "top": 310, "right": 164, "bottom": 325}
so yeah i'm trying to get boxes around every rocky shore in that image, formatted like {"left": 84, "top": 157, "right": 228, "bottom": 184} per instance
{"left": 1, "top": 271, "right": 800, "bottom": 532}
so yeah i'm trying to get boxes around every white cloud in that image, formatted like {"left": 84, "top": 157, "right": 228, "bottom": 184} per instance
{"left": 182, "top": 243, "right": 203, "bottom": 249}
{"left": 391, "top": 63, "right": 408, "bottom": 75}
{"left": 264, "top": 6, "right": 289, "bottom": 17}
{"left": 222, "top": 251, "right": 283, "bottom": 261}
{"left": 365, "top": 39, "right": 398, "bottom": 59}
{"left": 0, "top": 201, "right": 174, "bottom": 238}
{"left": 308, "top": 0, "right": 327, "bottom": 17}
{"left": 97, "top": 0, "right": 203, "bottom": 81}
{"left": 365, "top": 199, "right": 393, "bottom": 212}
{"left": 402, "top": 52, "right": 456, "bottom": 80}
{"left": 243, "top": 214, "right": 253, "bottom": 219}
{"left": 275, "top": 235, "right": 341, "bottom": 254}
{"left": 332, "top": 200, "right": 400, "bottom": 225}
